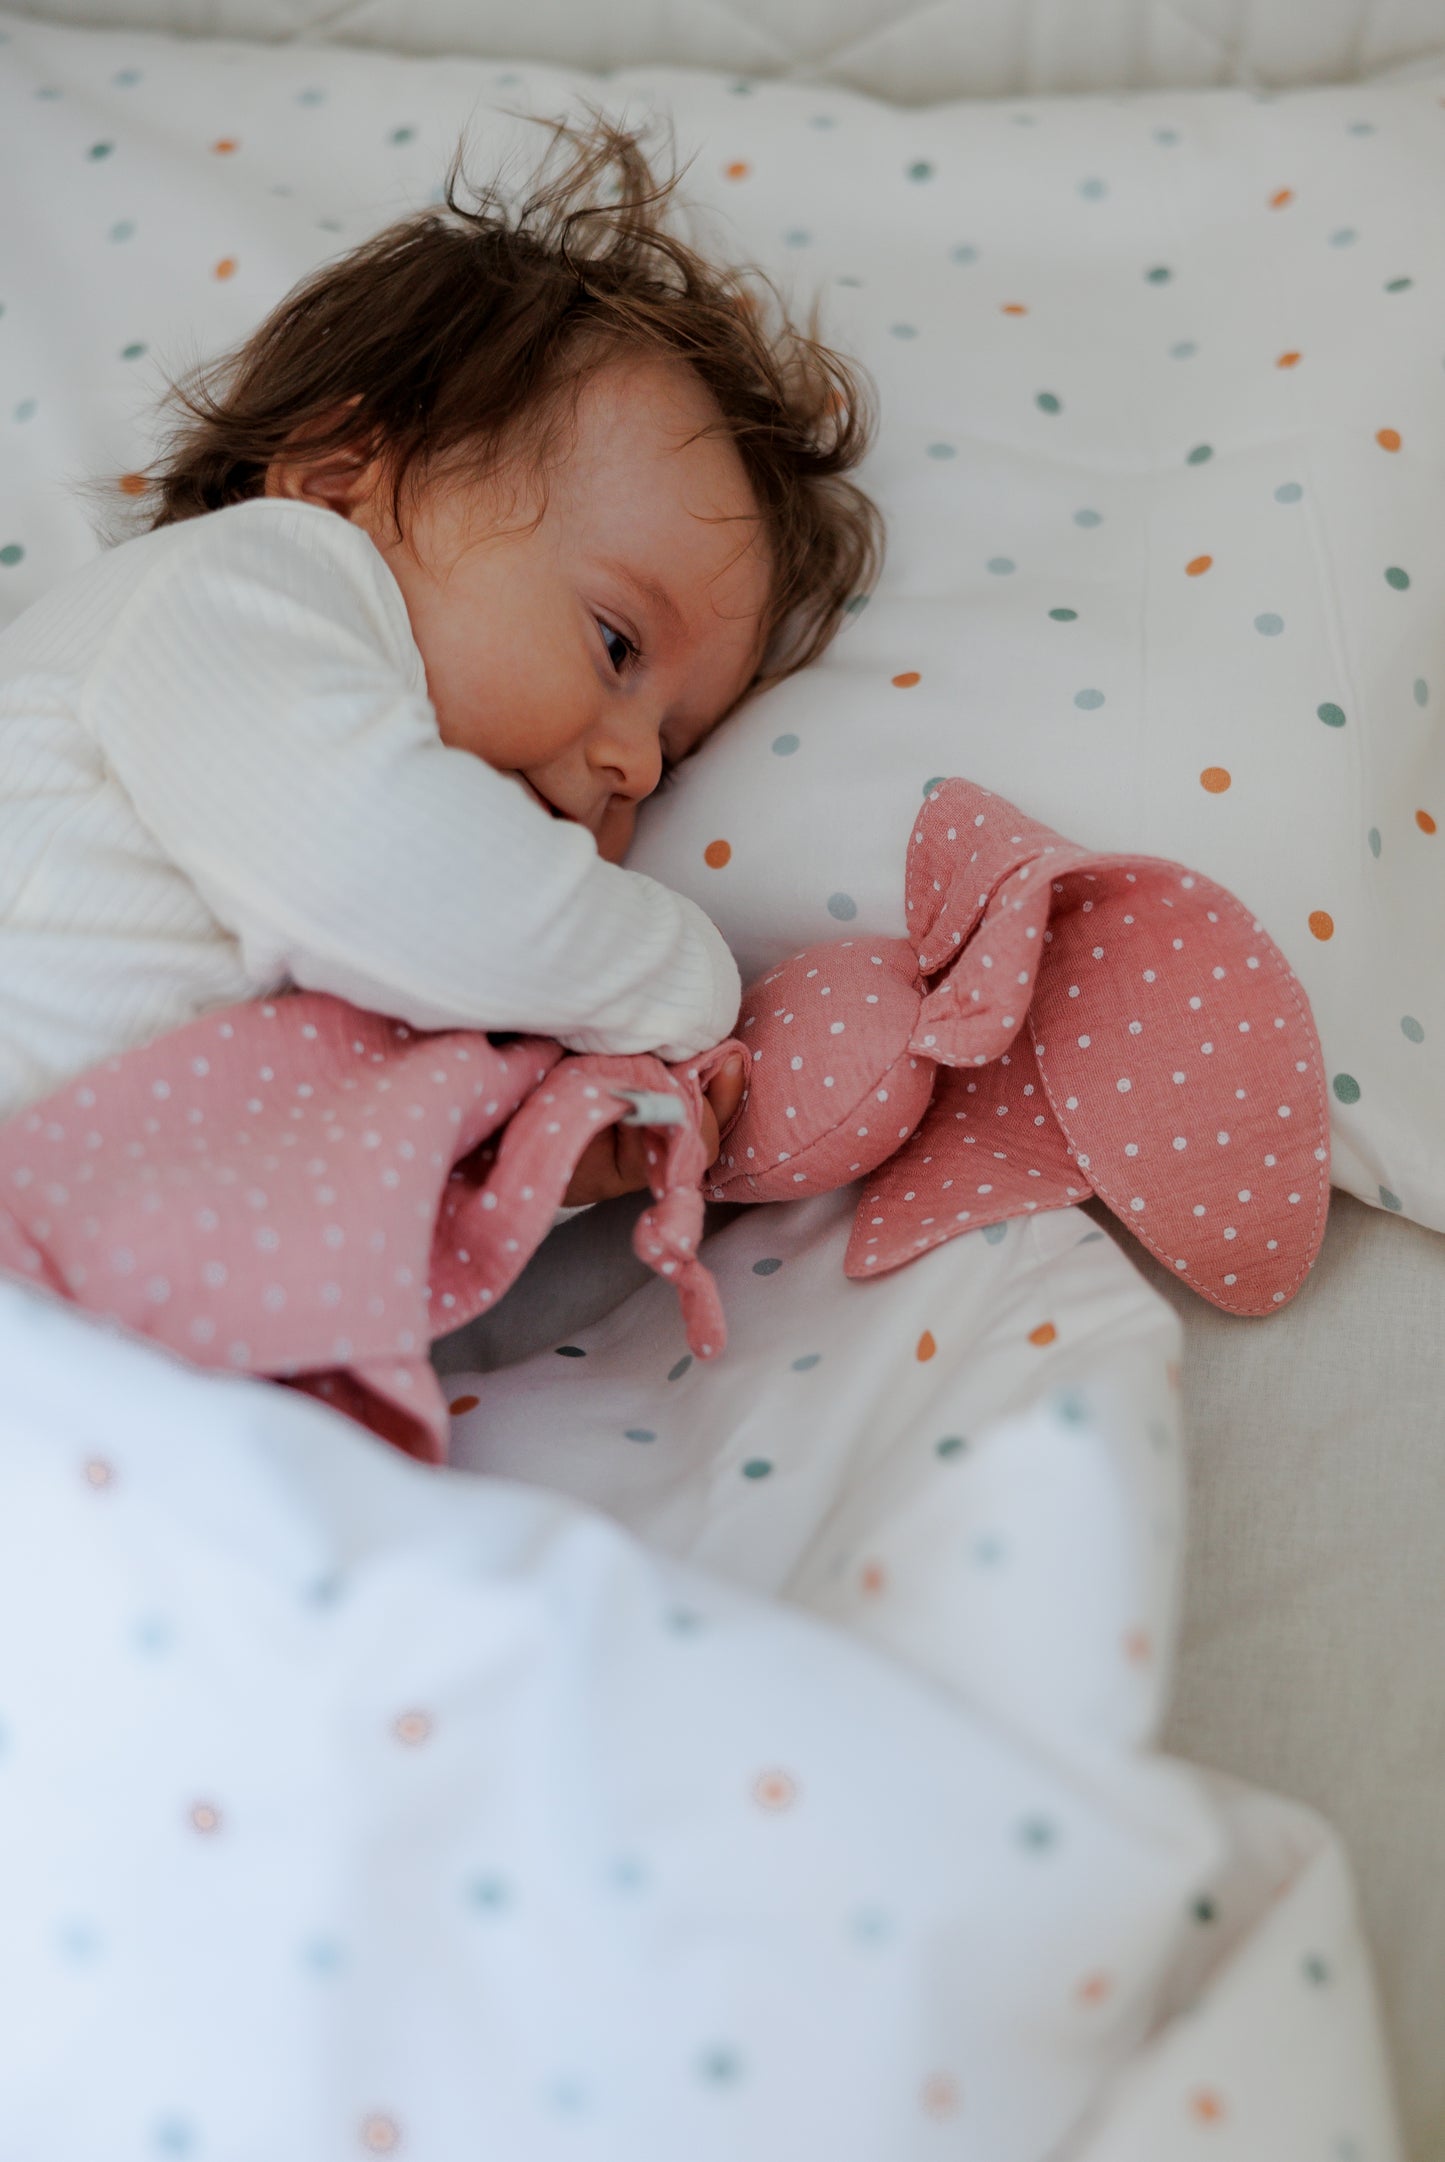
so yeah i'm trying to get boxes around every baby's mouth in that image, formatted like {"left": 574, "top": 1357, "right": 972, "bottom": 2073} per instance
{"left": 521, "top": 777, "right": 569, "bottom": 820}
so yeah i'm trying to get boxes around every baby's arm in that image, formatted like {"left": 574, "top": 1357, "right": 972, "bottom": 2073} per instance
{"left": 81, "top": 502, "right": 739, "bottom": 1060}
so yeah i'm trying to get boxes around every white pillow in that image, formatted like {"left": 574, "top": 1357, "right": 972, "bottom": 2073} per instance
{"left": 1, "top": 13, "right": 1441, "bottom": 1228}
{"left": 623, "top": 68, "right": 1445, "bottom": 1235}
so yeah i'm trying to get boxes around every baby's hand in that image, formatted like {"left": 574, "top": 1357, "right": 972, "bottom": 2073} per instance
{"left": 562, "top": 1054, "right": 746, "bottom": 1208}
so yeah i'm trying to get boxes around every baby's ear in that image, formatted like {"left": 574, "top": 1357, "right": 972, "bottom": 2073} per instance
{"left": 706, "top": 938, "right": 935, "bottom": 1203}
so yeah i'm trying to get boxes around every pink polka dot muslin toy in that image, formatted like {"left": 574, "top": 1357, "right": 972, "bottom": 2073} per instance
{"left": 0, "top": 1002, "right": 740, "bottom": 1461}
{"left": 710, "top": 778, "right": 1330, "bottom": 1314}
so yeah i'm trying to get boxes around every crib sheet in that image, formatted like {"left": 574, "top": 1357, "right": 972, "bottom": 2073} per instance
{"left": 0, "top": 1195, "right": 1403, "bottom": 2160}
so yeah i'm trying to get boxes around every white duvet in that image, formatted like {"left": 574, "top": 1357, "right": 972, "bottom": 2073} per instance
{"left": 0, "top": 1192, "right": 1402, "bottom": 2158}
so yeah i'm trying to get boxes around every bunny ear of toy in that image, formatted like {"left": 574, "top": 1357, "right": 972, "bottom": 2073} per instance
{"left": 846, "top": 1040, "right": 1085, "bottom": 1276}
{"left": 1028, "top": 858, "right": 1330, "bottom": 1314}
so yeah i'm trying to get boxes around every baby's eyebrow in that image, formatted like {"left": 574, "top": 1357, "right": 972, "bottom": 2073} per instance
{"left": 600, "top": 559, "right": 686, "bottom": 642}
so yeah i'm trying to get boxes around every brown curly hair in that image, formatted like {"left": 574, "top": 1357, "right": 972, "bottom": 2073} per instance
{"left": 120, "top": 110, "right": 883, "bottom": 689}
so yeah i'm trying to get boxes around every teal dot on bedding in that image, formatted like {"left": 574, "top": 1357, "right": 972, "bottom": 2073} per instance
{"left": 784, "top": 229, "right": 811, "bottom": 247}
{"left": 923, "top": 774, "right": 946, "bottom": 797}
{"left": 296, "top": 86, "right": 326, "bottom": 103}
{"left": 555, "top": 1344, "right": 586, "bottom": 1358}
{"left": 981, "top": 1221, "right": 1008, "bottom": 1244}
{"left": 1347, "top": 120, "right": 1376, "bottom": 135}
{"left": 1011, "top": 111, "right": 1036, "bottom": 125}
{"left": 132, "top": 1613, "right": 173, "bottom": 1655}
{"left": 1275, "top": 482, "right": 1303, "bottom": 502}
{"left": 907, "top": 159, "right": 934, "bottom": 181}
{"left": 772, "top": 732, "right": 799, "bottom": 756}
{"left": 1074, "top": 687, "right": 1105, "bottom": 710}
{"left": 809, "top": 114, "right": 836, "bottom": 128}
{"left": 301, "top": 1934, "right": 344, "bottom": 1974}
{"left": 1414, "top": 678, "right": 1429, "bottom": 706}
{"left": 611, "top": 1855, "right": 647, "bottom": 1890}
{"left": 950, "top": 243, "right": 978, "bottom": 264}
{"left": 1017, "top": 1814, "right": 1058, "bottom": 1850}
{"left": 112, "top": 68, "right": 142, "bottom": 86}
{"left": 1379, "top": 1186, "right": 1403, "bottom": 1212}
{"left": 827, "top": 892, "right": 857, "bottom": 921}
{"left": 836, "top": 274, "right": 864, "bottom": 288}
{"left": 698, "top": 2047, "right": 744, "bottom": 2083}
{"left": 1330, "top": 228, "right": 1358, "bottom": 247}
{"left": 87, "top": 141, "right": 114, "bottom": 161}
{"left": 1153, "top": 126, "right": 1180, "bottom": 144}
{"left": 1385, "top": 566, "right": 1411, "bottom": 590}
{"left": 1368, "top": 826, "right": 1382, "bottom": 857}
{"left": 849, "top": 1906, "right": 892, "bottom": 1944}
{"left": 890, "top": 322, "right": 918, "bottom": 339}
{"left": 546, "top": 2079, "right": 587, "bottom": 2114}
{"left": 1317, "top": 703, "right": 1346, "bottom": 727}
{"left": 109, "top": 219, "right": 135, "bottom": 242}
{"left": 752, "top": 1257, "right": 782, "bottom": 1275}
{"left": 1332, "top": 1073, "right": 1361, "bottom": 1105}
{"left": 1186, "top": 443, "right": 1213, "bottom": 465}
{"left": 0, "top": 544, "right": 23, "bottom": 567}
{"left": 388, "top": 124, "right": 417, "bottom": 145}
{"left": 1054, "top": 1390, "right": 1089, "bottom": 1423}
{"left": 843, "top": 593, "right": 869, "bottom": 616}
{"left": 1385, "top": 276, "right": 1413, "bottom": 293}
{"left": 791, "top": 1353, "right": 821, "bottom": 1371}
{"left": 1170, "top": 340, "right": 1198, "bottom": 359}
{"left": 624, "top": 1428, "right": 656, "bottom": 1444}
{"left": 1049, "top": 607, "right": 1078, "bottom": 621}
{"left": 1401, "top": 1015, "right": 1425, "bottom": 1043}
{"left": 1078, "top": 177, "right": 1107, "bottom": 199}
{"left": 1192, "top": 1894, "right": 1218, "bottom": 1923}
{"left": 57, "top": 1920, "right": 101, "bottom": 1961}
{"left": 34, "top": 86, "right": 61, "bottom": 101}
{"left": 1145, "top": 265, "right": 1172, "bottom": 284}
{"left": 1035, "top": 392, "right": 1062, "bottom": 414}
{"left": 468, "top": 1874, "right": 510, "bottom": 1911}
{"left": 935, "top": 1434, "right": 967, "bottom": 1457}
{"left": 317, "top": 217, "right": 343, "bottom": 233}
{"left": 973, "top": 1533, "right": 1006, "bottom": 1565}
{"left": 729, "top": 78, "right": 752, "bottom": 94}
{"left": 1255, "top": 612, "right": 1284, "bottom": 636}
{"left": 1074, "top": 507, "right": 1103, "bottom": 527}
{"left": 120, "top": 342, "right": 147, "bottom": 361}
{"left": 741, "top": 1457, "right": 773, "bottom": 1481}
{"left": 667, "top": 1354, "right": 692, "bottom": 1381}
{"left": 152, "top": 2120, "right": 196, "bottom": 2155}
{"left": 927, "top": 441, "right": 956, "bottom": 459}
{"left": 988, "top": 556, "right": 1016, "bottom": 575}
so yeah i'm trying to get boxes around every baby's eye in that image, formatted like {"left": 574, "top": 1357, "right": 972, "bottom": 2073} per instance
{"left": 597, "top": 617, "right": 637, "bottom": 674}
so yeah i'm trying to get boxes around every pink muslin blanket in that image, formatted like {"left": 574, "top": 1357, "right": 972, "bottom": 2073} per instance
{"left": 0, "top": 1003, "right": 737, "bottom": 1460}
{"left": 0, "top": 776, "right": 1330, "bottom": 1465}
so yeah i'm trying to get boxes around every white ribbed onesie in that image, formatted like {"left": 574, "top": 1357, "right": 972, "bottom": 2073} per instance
{"left": 0, "top": 497, "right": 741, "bottom": 1124}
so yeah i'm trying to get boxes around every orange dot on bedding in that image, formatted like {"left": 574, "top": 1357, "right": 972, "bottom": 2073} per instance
{"left": 1308, "top": 910, "right": 1335, "bottom": 940}
{"left": 211, "top": 137, "right": 239, "bottom": 154}
{"left": 448, "top": 1394, "right": 479, "bottom": 1415}
{"left": 753, "top": 1769, "right": 797, "bottom": 1810}
{"left": 1001, "top": 302, "right": 1029, "bottom": 315}
{"left": 1124, "top": 1627, "right": 1153, "bottom": 1664}
{"left": 1076, "top": 1972, "right": 1113, "bottom": 2006}
{"left": 860, "top": 1561, "right": 887, "bottom": 1596}
{"left": 1185, "top": 554, "right": 1213, "bottom": 576}
{"left": 1269, "top": 187, "right": 1295, "bottom": 208}
{"left": 214, "top": 256, "right": 238, "bottom": 280}
{"left": 1028, "top": 1321, "right": 1057, "bottom": 1347}
{"left": 1200, "top": 767, "right": 1232, "bottom": 793}
{"left": 915, "top": 1329, "right": 937, "bottom": 1361}
{"left": 1417, "top": 808, "right": 1438, "bottom": 834}
{"left": 1376, "top": 427, "right": 1402, "bottom": 451}
{"left": 724, "top": 159, "right": 750, "bottom": 180}
{"left": 118, "top": 471, "right": 148, "bottom": 496}
{"left": 921, "top": 2076, "right": 960, "bottom": 2119}
{"left": 1276, "top": 350, "right": 1302, "bottom": 368}
{"left": 892, "top": 670, "right": 921, "bottom": 688}
{"left": 703, "top": 838, "right": 732, "bottom": 868}
{"left": 1190, "top": 2090, "right": 1226, "bottom": 2125}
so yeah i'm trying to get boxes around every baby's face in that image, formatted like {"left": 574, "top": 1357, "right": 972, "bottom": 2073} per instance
{"left": 351, "top": 352, "right": 770, "bottom": 863}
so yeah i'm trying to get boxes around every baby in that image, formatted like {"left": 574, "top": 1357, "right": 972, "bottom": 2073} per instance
{"left": 0, "top": 116, "right": 880, "bottom": 1207}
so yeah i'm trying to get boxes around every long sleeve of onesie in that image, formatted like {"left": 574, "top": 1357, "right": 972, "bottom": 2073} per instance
{"left": 79, "top": 500, "right": 740, "bottom": 1061}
